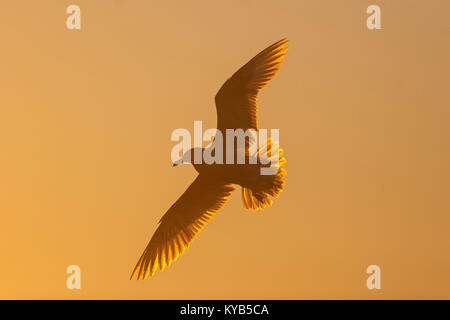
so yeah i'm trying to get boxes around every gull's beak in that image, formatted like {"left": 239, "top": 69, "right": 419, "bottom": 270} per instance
{"left": 173, "top": 159, "right": 182, "bottom": 167}
{"left": 173, "top": 158, "right": 183, "bottom": 167}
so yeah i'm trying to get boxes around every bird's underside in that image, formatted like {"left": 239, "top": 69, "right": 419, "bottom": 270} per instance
{"left": 131, "top": 38, "right": 288, "bottom": 279}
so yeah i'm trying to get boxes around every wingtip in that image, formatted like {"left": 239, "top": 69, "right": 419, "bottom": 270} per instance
{"left": 130, "top": 268, "right": 139, "bottom": 280}
{"left": 280, "top": 38, "right": 289, "bottom": 50}
{"left": 270, "top": 38, "right": 289, "bottom": 55}
{"left": 130, "top": 269, "right": 151, "bottom": 280}
{"left": 277, "top": 38, "right": 289, "bottom": 45}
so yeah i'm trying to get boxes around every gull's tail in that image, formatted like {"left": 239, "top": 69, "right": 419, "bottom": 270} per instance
{"left": 241, "top": 139, "right": 287, "bottom": 210}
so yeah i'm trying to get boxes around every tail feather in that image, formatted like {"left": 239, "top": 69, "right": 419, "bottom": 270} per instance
{"left": 242, "top": 139, "right": 287, "bottom": 211}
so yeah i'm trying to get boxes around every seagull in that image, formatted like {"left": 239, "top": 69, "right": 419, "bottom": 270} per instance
{"left": 131, "top": 38, "right": 289, "bottom": 279}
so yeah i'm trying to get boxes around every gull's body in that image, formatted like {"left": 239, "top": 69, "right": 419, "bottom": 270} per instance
{"left": 131, "top": 39, "right": 289, "bottom": 279}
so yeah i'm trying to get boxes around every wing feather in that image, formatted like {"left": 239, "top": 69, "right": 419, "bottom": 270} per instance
{"left": 215, "top": 38, "right": 288, "bottom": 131}
{"left": 131, "top": 175, "right": 235, "bottom": 279}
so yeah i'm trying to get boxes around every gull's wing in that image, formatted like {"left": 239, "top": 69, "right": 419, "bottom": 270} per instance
{"left": 215, "top": 38, "right": 288, "bottom": 131}
{"left": 130, "top": 175, "right": 235, "bottom": 279}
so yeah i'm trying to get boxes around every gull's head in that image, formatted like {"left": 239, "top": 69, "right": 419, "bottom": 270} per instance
{"left": 173, "top": 148, "right": 194, "bottom": 167}
{"left": 172, "top": 148, "right": 204, "bottom": 168}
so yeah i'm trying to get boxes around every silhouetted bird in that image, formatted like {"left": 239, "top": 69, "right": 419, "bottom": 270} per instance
{"left": 131, "top": 39, "right": 288, "bottom": 279}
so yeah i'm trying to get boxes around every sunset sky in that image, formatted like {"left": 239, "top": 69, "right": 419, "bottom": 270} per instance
{"left": 1, "top": 0, "right": 449, "bottom": 299}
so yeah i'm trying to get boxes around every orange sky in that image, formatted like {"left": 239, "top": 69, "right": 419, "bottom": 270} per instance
{"left": 0, "top": 0, "right": 449, "bottom": 299}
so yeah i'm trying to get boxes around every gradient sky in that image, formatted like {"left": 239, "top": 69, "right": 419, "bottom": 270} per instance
{"left": 1, "top": 0, "right": 449, "bottom": 299}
